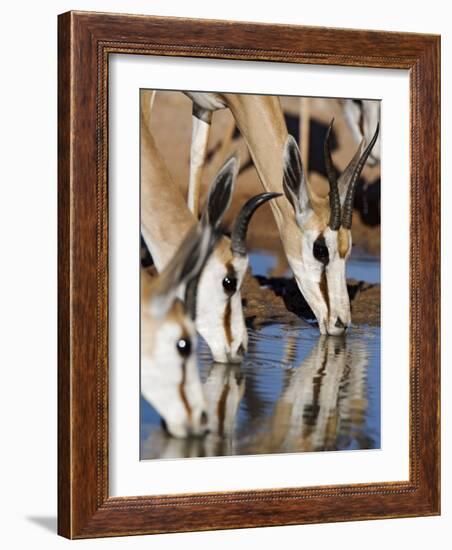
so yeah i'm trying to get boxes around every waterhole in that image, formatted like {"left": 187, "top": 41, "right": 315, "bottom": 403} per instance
{"left": 140, "top": 250, "right": 380, "bottom": 459}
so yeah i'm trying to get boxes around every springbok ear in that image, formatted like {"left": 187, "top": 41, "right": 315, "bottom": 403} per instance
{"left": 282, "top": 135, "right": 310, "bottom": 216}
{"left": 149, "top": 221, "right": 219, "bottom": 319}
{"left": 205, "top": 156, "right": 238, "bottom": 228}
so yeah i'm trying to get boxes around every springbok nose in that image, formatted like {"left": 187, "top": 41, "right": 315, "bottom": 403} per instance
{"left": 226, "top": 343, "right": 246, "bottom": 364}
{"left": 160, "top": 417, "right": 169, "bottom": 434}
{"left": 237, "top": 343, "right": 245, "bottom": 357}
{"left": 200, "top": 410, "right": 208, "bottom": 426}
{"left": 335, "top": 317, "right": 348, "bottom": 330}
{"left": 189, "top": 414, "right": 210, "bottom": 437}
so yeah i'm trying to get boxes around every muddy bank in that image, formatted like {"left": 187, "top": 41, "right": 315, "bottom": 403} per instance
{"left": 143, "top": 263, "right": 380, "bottom": 329}
{"left": 241, "top": 270, "right": 379, "bottom": 328}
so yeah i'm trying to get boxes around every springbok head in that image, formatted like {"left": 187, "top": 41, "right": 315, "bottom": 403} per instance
{"left": 196, "top": 157, "right": 281, "bottom": 363}
{"left": 342, "top": 99, "right": 381, "bottom": 166}
{"left": 141, "top": 220, "right": 219, "bottom": 438}
{"left": 282, "top": 120, "right": 379, "bottom": 335}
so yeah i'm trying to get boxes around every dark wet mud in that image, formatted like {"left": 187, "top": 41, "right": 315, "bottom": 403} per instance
{"left": 142, "top": 262, "right": 380, "bottom": 330}
{"left": 242, "top": 270, "right": 379, "bottom": 329}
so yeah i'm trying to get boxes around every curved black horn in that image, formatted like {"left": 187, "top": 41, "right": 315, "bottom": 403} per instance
{"left": 341, "top": 123, "right": 380, "bottom": 229}
{"left": 231, "top": 192, "right": 281, "bottom": 257}
{"left": 324, "top": 119, "right": 341, "bottom": 230}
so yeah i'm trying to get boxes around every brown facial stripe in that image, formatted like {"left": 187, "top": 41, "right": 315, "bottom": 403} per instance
{"left": 223, "top": 261, "right": 237, "bottom": 347}
{"left": 216, "top": 382, "right": 230, "bottom": 437}
{"left": 337, "top": 228, "right": 351, "bottom": 259}
{"left": 178, "top": 360, "right": 192, "bottom": 420}
{"left": 166, "top": 299, "right": 188, "bottom": 326}
{"left": 319, "top": 270, "right": 330, "bottom": 316}
{"left": 177, "top": 325, "right": 192, "bottom": 420}
{"left": 302, "top": 353, "right": 328, "bottom": 438}
{"left": 224, "top": 301, "right": 232, "bottom": 347}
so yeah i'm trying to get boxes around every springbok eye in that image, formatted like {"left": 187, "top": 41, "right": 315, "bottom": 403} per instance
{"left": 222, "top": 275, "right": 237, "bottom": 294}
{"left": 313, "top": 236, "right": 329, "bottom": 266}
{"left": 176, "top": 337, "right": 192, "bottom": 358}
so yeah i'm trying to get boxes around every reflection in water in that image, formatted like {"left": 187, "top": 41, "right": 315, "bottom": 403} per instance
{"left": 140, "top": 324, "right": 380, "bottom": 459}
{"left": 246, "top": 335, "right": 368, "bottom": 454}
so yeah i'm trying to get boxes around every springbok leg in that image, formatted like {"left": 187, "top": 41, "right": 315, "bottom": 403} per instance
{"left": 188, "top": 106, "right": 212, "bottom": 217}
{"left": 210, "top": 115, "right": 237, "bottom": 175}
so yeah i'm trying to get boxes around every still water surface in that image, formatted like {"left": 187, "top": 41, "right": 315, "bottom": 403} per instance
{"left": 140, "top": 250, "right": 381, "bottom": 460}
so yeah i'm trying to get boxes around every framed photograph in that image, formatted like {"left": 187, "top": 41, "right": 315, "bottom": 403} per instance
{"left": 58, "top": 11, "right": 440, "bottom": 538}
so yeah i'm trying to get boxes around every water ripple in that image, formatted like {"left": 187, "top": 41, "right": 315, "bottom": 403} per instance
{"left": 141, "top": 323, "right": 380, "bottom": 459}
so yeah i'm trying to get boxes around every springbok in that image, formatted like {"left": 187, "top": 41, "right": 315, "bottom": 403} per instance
{"left": 143, "top": 361, "right": 246, "bottom": 456}
{"left": 282, "top": 121, "right": 379, "bottom": 334}
{"left": 143, "top": 332, "right": 370, "bottom": 456}
{"left": 141, "top": 219, "right": 219, "bottom": 438}
{"left": 184, "top": 93, "right": 379, "bottom": 334}
{"left": 141, "top": 91, "right": 280, "bottom": 362}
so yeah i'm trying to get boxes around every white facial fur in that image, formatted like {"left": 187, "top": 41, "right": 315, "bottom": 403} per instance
{"left": 323, "top": 227, "right": 352, "bottom": 333}
{"left": 288, "top": 214, "right": 351, "bottom": 336}
{"left": 196, "top": 249, "right": 249, "bottom": 364}
{"left": 141, "top": 306, "right": 208, "bottom": 438}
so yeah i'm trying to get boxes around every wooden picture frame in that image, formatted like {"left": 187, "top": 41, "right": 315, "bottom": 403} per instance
{"left": 58, "top": 10, "right": 440, "bottom": 538}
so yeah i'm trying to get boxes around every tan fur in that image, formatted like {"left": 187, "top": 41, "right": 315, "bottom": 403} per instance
{"left": 304, "top": 209, "right": 328, "bottom": 232}
{"left": 309, "top": 196, "right": 331, "bottom": 226}
{"left": 280, "top": 216, "right": 304, "bottom": 261}
{"left": 141, "top": 91, "right": 238, "bottom": 273}
{"left": 337, "top": 228, "right": 351, "bottom": 259}
{"left": 188, "top": 93, "right": 338, "bottom": 270}
{"left": 141, "top": 268, "right": 188, "bottom": 357}
{"left": 212, "top": 236, "right": 234, "bottom": 263}
{"left": 163, "top": 299, "right": 187, "bottom": 327}
{"left": 141, "top": 91, "right": 195, "bottom": 268}
{"left": 221, "top": 94, "right": 293, "bottom": 229}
